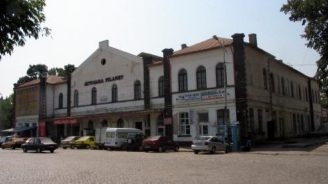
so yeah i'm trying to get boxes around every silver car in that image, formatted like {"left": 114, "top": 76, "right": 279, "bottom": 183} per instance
{"left": 191, "top": 136, "right": 228, "bottom": 154}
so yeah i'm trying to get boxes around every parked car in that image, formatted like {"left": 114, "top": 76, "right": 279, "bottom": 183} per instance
{"left": 0, "top": 136, "right": 11, "bottom": 147}
{"left": 1, "top": 136, "right": 27, "bottom": 149}
{"left": 121, "top": 133, "right": 144, "bottom": 151}
{"left": 61, "top": 136, "right": 79, "bottom": 149}
{"left": 72, "top": 136, "right": 96, "bottom": 149}
{"left": 22, "top": 137, "right": 58, "bottom": 153}
{"left": 142, "top": 136, "right": 179, "bottom": 152}
{"left": 191, "top": 136, "right": 228, "bottom": 154}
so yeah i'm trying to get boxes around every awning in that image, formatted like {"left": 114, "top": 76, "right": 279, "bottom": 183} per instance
{"left": 1, "top": 126, "right": 36, "bottom": 133}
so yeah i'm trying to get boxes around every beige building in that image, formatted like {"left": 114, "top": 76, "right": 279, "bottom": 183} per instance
{"left": 13, "top": 33, "right": 322, "bottom": 145}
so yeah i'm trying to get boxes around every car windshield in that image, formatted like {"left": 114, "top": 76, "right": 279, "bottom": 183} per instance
{"left": 77, "top": 136, "right": 90, "bottom": 141}
{"left": 146, "top": 136, "right": 161, "bottom": 141}
{"left": 39, "top": 137, "right": 56, "bottom": 144}
{"left": 62, "top": 136, "right": 76, "bottom": 141}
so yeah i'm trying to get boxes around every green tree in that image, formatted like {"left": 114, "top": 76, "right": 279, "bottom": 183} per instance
{"left": 281, "top": 0, "right": 328, "bottom": 106}
{"left": 0, "top": 95, "right": 14, "bottom": 129}
{"left": 48, "top": 64, "right": 75, "bottom": 77}
{"left": 48, "top": 67, "right": 64, "bottom": 76}
{"left": 17, "top": 64, "right": 48, "bottom": 84}
{"left": 0, "top": 0, "right": 50, "bottom": 60}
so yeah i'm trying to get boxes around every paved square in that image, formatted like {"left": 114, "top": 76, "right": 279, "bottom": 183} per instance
{"left": 0, "top": 144, "right": 328, "bottom": 184}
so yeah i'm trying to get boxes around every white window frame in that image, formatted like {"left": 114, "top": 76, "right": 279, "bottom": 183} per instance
{"left": 179, "top": 112, "right": 190, "bottom": 135}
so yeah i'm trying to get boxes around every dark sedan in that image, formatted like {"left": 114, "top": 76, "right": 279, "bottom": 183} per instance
{"left": 22, "top": 137, "right": 58, "bottom": 153}
{"left": 142, "top": 136, "right": 179, "bottom": 152}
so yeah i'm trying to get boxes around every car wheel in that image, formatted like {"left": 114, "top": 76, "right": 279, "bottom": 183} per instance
{"left": 225, "top": 146, "right": 229, "bottom": 153}
{"left": 158, "top": 146, "right": 164, "bottom": 152}
{"left": 144, "top": 149, "right": 149, "bottom": 152}
{"left": 50, "top": 149, "right": 54, "bottom": 153}
{"left": 174, "top": 146, "right": 179, "bottom": 152}
{"left": 194, "top": 150, "right": 199, "bottom": 154}
{"left": 23, "top": 148, "right": 27, "bottom": 153}
{"left": 11, "top": 146, "right": 16, "bottom": 150}
{"left": 210, "top": 146, "right": 216, "bottom": 154}
{"left": 37, "top": 148, "right": 41, "bottom": 153}
{"left": 86, "top": 145, "right": 90, "bottom": 149}
{"left": 62, "top": 147, "right": 67, "bottom": 149}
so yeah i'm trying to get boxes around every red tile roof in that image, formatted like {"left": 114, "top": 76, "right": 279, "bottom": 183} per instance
{"left": 173, "top": 36, "right": 233, "bottom": 57}
{"left": 17, "top": 75, "right": 66, "bottom": 88}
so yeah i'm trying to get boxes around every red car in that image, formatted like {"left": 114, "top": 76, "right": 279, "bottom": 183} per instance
{"left": 142, "top": 136, "right": 179, "bottom": 152}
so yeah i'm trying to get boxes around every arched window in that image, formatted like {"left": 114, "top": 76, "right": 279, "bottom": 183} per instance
{"left": 134, "top": 80, "right": 141, "bottom": 100}
{"left": 196, "top": 66, "right": 207, "bottom": 89}
{"left": 178, "top": 69, "right": 188, "bottom": 92}
{"left": 157, "top": 114, "right": 165, "bottom": 136}
{"left": 117, "top": 118, "right": 124, "bottom": 128}
{"left": 58, "top": 93, "right": 63, "bottom": 109}
{"left": 91, "top": 87, "right": 97, "bottom": 105}
{"left": 73, "top": 90, "right": 79, "bottom": 107}
{"left": 112, "top": 84, "right": 117, "bottom": 102}
{"left": 216, "top": 63, "right": 224, "bottom": 88}
{"left": 158, "top": 76, "right": 164, "bottom": 97}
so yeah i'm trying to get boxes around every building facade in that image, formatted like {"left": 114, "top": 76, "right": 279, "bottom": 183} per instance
{"left": 14, "top": 33, "right": 322, "bottom": 144}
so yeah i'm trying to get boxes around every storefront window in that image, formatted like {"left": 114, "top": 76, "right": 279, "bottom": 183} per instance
{"left": 179, "top": 112, "right": 190, "bottom": 135}
{"left": 157, "top": 114, "right": 165, "bottom": 136}
{"left": 198, "top": 112, "right": 208, "bottom": 135}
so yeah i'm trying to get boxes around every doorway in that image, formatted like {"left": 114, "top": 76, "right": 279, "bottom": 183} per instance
{"left": 267, "top": 120, "right": 275, "bottom": 140}
{"left": 135, "top": 122, "right": 143, "bottom": 130}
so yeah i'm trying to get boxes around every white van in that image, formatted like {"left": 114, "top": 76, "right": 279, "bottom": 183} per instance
{"left": 104, "top": 128, "right": 143, "bottom": 149}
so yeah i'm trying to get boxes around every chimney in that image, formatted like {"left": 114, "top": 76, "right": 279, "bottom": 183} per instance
{"left": 99, "top": 40, "right": 109, "bottom": 49}
{"left": 181, "top": 44, "right": 187, "bottom": 49}
{"left": 248, "top": 33, "right": 257, "bottom": 47}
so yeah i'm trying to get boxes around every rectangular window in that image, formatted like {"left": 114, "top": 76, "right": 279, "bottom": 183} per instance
{"left": 248, "top": 108, "right": 254, "bottom": 132}
{"left": 179, "top": 112, "right": 190, "bottom": 135}
{"left": 269, "top": 73, "right": 275, "bottom": 93}
{"left": 281, "top": 77, "right": 285, "bottom": 96}
{"left": 290, "top": 81, "right": 294, "bottom": 97}
{"left": 293, "top": 114, "right": 297, "bottom": 134}
{"left": 305, "top": 87, "right": 308, "bottom": 102}
{"left": 298, "top": 85, "right": 302, "bottom": 100}
{"left": 258, "top": 109, "right": 263, "bottom": 133}
{"left": 263, "top": 69, "right": 267, "bottom": 90}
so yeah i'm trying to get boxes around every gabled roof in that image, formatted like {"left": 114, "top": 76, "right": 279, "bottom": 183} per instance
{"left": 17, "top": 75, "right": 66, "bottom": 88}
{"left": 173, "top": 36, "right": 233, "bottom": 57}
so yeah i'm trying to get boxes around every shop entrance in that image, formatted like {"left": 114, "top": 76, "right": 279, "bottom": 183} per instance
{"left": 135, "top": 122, "right": 143, "bottom": 130}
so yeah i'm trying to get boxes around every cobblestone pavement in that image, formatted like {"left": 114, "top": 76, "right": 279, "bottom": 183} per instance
{"left": 0, "top": 144, "right": 328, "bottom": 184}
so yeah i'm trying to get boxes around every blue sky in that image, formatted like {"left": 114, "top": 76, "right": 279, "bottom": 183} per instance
{"left": 0, "top": 0, "right": 320, "bottom": 97}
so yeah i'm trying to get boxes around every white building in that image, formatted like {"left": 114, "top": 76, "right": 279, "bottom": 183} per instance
{"left": 14, "top": 33, "right": 322, "bottom": 144}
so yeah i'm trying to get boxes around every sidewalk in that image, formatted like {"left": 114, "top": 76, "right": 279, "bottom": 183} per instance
{"left": 250, "top": 137, "right": 328, "bottom": 153}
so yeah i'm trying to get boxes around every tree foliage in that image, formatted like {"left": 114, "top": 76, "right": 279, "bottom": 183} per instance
{"left": 281, "top": 0, "right": 328, "bottom": 106}
{"left": 17, "top": 64, "right": 48, "bottom": 84}
{"left": 0, "top": 95, "right": 14, "bottom": 129}
{"left": 0, "top": 0, "right": 50, "bottom": 60}
{"left": 17, "top": 64, "right": 76, "bottom": 84}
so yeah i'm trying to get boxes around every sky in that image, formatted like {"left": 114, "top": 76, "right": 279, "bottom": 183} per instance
{"left": 0, "top": 0, "right": 320, "bottom": 98}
